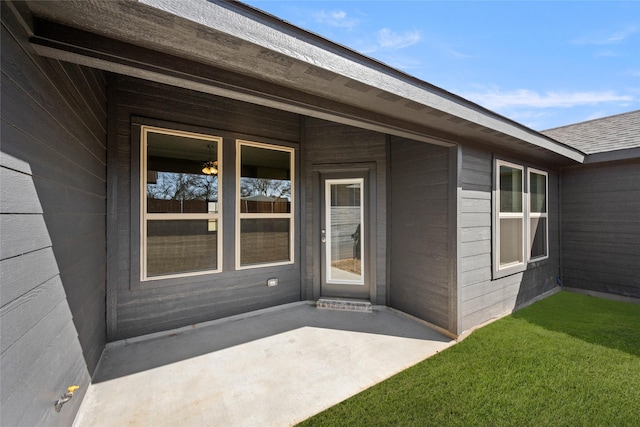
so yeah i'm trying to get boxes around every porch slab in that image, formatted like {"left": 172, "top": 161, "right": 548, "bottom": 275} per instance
{"left": 74, "top": 302, "right": 454, "bottom": 427}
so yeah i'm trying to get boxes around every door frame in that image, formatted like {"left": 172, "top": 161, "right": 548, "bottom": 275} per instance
{"left": 311, "top": 163, "right": 377, "bottom": 301}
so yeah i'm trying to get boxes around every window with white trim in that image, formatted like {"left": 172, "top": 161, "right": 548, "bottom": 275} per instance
{"left": 494, "top": 160, "right": 548, "bottom": 278}
{"left": 237, "top": 140, "right": 294, "bottom": 268}
{"left": 496, "top": 161, "right": 525, "bottom": 271}
{"left": 141, "top": 126, "right": 222, "bottom": 280}
{"left": 528, "top": 168, "right": 548, "bottom": 261}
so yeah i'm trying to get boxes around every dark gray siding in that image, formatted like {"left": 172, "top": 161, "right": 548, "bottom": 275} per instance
{"left": 302, "top": 117, "right": 388, "bottom": 303}
{"left": 110, "top": 76, "right": 302, "bottom": 340}
{"left": 458, "top": 146, "right": 560, "bottom": 332}
{"left": 1, "top": 3, "right": 107, "bottom": 425}
{"left": 561, "top": 160, "right": 640, "bottom": 298}
{"left": 389, "top": 137, "right": 452, "bottom": 331}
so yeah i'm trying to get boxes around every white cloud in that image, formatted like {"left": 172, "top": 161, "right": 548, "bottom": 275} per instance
{"left": 594, "top": 50, "right": 621, "bottom": 58}
{"left": 572, "top": 26, "right": 638, "bottom": 45}
{"left": 377, "top": 28, "right": 421, "bottom": 50}
{"left": 354, "top": 29, "right": 422, "bottom": 55}
{"left": 314, "top": 10, "right": 359, "bottom": 29}
{"left": 461, "top": 88, "right": 634, "bottom": 110}
{"left": 497, "top": 110, "right": 550, "bottom": 130}
{"left": 507, "top": 110, "right": 550, "bottom": 122}
{"left": 583, "top": 111, "right": 608, "bottom": 122}
{"left": 446, "top": 48, "right": 475, "bottom": 58}
{"left": 381, "top": 56, "right": 424, "bottom": 71}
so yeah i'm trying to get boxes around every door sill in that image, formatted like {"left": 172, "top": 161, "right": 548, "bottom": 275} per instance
{"left": 316, "top": 298, "right": 373, "bottom": 313}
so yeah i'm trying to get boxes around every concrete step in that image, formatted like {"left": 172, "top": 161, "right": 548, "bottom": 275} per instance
{"left": 316, "top": 298, "right": 373, "bottom": 312}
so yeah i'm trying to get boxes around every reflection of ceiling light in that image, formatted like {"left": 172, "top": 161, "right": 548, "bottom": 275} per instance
{"left": 202, "top": 160, "right": 218, "bottom": 175}
{"left": 202, "top": 145, "right": 218, "bottom": 175}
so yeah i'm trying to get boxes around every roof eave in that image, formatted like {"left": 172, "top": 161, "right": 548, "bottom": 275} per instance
{"left": 137, "top": 0, "right": 584, "bottom": 162}
{"left": 584, "top": 147, "right": 640, "bottom": 164}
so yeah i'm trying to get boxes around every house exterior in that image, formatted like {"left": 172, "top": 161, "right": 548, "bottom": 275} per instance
{"left": 543, "top": 111, "right": 640, "bottom": 299}
{"left": 0, "top": 1, "right": 637, "bottom": 425}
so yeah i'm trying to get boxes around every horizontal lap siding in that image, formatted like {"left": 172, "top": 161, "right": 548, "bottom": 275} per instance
{"left": 303, "top": 117, "right": 387, "bottom": 303}
{"left": 1, "top": 3, "right": 106, "bottom": 425}
{"left": 111, "top": 76, "right": 301, "bottom": 340}
{"left": 561, "top": 160, "right": 640, "bottom": 298}
{"left": 459, "top": 146, "right": 559, "bottom": 332}
{"left": 389, "top": 137, "right": 451, "bottom": 330}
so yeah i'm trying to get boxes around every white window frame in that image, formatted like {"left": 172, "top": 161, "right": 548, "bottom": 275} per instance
{"left": 140, "top": 125, "right": 222, "bottom": 281}
{"left": 236, "top": 140, "right": 295, "bottom": 270}
{"left": 494, "top": 159, "right": 549, "bottom": 279}
{"left": 528, "top": 168, "right": 549, "bottom": 262}
{"left": 324, "top": 177, "right": 365, "bottom": 286}
{"left": 495, "top": 160, "right": 526, "bottom": 275}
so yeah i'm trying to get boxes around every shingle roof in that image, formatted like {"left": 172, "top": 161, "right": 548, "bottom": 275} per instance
{"left": 542, "top": 110, "right": 640, "bottom": 155}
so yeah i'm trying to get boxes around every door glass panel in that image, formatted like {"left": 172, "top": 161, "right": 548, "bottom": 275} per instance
{"left": 326, "top": 179, "right": 364, "bottom": 285}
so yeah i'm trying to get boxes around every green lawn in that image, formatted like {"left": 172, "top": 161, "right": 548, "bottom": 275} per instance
{"left": 299, "top": 292, "right": 640, "bottom": 427}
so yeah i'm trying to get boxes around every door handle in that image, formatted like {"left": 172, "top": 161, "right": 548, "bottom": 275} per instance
{"left": 321, "top": 229, "right": 326, "bottom": 243}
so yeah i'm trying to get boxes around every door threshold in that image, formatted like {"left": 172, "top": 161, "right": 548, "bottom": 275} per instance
{"left": 316, "top": 298, "right": 373, "bottom": 313}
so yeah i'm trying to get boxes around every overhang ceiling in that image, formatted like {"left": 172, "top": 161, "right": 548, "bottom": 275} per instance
{"left": 22, "top": 0, "right": 585, "bottom": 167}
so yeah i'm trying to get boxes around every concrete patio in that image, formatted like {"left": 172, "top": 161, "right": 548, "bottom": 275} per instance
{"left": 73, "top": 302, "right": 455, "bottom": 426}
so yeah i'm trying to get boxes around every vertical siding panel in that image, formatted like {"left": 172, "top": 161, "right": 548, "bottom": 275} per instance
{"left": 561, "top": 160, "right": 640, "bottom": 298}
{"left": 1, "top": 3, "right": 106, "bottom": 425}
{"left": 389, "top": 137, "right": 451, "bottom": 330}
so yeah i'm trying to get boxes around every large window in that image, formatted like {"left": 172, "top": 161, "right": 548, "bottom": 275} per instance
{"left": 494, "top": 160, "right": 548, "bottom": 277}
{"left": 237, "top": 140, "right": 294, "bottom": 268}
{"left": 141, "top": 126, "right": 222, "bottom": 280}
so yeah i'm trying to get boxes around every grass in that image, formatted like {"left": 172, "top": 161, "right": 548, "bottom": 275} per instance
{"left": 299, "top": 292, "right": 640, "bottom": 427}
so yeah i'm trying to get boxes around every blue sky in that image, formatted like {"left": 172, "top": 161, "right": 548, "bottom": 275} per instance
{"left": 241, "top": 1, "right": 640, "bottom": 130}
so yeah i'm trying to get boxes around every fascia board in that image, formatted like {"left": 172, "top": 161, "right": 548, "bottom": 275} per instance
{"left": 584, "top": 147, "right": 640, "bottom": 164}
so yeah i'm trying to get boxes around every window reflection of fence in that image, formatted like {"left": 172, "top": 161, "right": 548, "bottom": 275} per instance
{"left": 240, "top": 218, "right": 290, "bottom": 265}
{"left": 147, "top": 198, "right": 211, "bottom": 214}
{"left": 146, "top": 205, "right": 291, "bottom": 273}
{"left": 240, "top": 198, "right": 290, "bottom": 213}
{"left": 146, "top": 220, "right": 217, "bottom": 276}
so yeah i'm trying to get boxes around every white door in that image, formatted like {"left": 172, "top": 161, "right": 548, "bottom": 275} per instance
{"left": 321, "top": 174, "right": 369, "bottom": 299}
